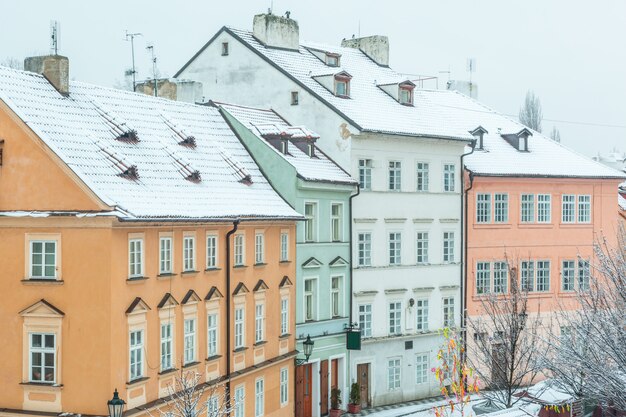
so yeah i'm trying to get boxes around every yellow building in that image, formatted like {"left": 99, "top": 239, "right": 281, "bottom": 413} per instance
{"left": 0, "top": 57, "right": 300, "bottom": 417}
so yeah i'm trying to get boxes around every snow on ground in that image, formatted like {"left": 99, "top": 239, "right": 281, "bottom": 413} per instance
{"left": 363, "top": 397, "right": 540, "bottom": 417}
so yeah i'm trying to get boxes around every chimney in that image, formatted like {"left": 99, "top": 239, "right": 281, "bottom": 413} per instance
{"left": 341, "top": 35, "right": 389, "bottom": 67}
{"left": 24, "top": 55, "right": 69, "bottom": 96}
{"left": 252, "top": 13, "right": 300, "bottom": 50}
{"left": 135, "top": 78, "right": 203, "bottom": 103}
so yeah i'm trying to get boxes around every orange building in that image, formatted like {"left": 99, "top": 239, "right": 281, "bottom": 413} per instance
{"left": 0, "top": 57, "right": 300, "bottom": 417}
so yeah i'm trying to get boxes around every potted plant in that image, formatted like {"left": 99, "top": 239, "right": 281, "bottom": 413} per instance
{"left": 330, "top": 387, "right": 342, "bottom": 417}
{"left": 348, "top": 382, "right": 361, "bottom": 414}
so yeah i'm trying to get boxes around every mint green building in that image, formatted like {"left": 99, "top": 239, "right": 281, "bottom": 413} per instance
{"left": 218, "top": 103, "right": 357, "bottom": 416}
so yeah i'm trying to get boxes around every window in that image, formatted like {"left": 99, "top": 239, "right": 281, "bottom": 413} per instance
{"left": 494, "top": 194, "right": 509, "bottom": 223}
{"left": 304, "top": 202, "right": 317, "bottom": 242}
{"left": 578, "top": 259, "right": 590, "bottom": 291}
{"left": 183, "top": 236, "right": 195, "bottom": 271}
{"left": 389, "top": 232, "right": 402, "bottom": 265}
{"left": 207, "top": 396, "right": 219, "bottom": 416}
{"left": 255, "top": 233, "right": 265, "bottom": 264}
{"left": 206, "top": 235, "right": 217, "bottom": 269}
{"left": 129, "top": 239, "right": 143, "bottom": 278}
{"left": 399, "top": 87, "right": 413, "bottom": 105}
{"left": 416, "top": 232, "right": 429, "bottom": 264}
{"left": 476, "top": 262, "right": 491, "bottom": 294}
{"left": 415, "top": 354, "right": 428, "bottom": 384}
{"left": 442, "top": 297, "right": 455, "bottom": 327}
{"left": 221, "top": 42, "right": 229, "bottom": 56}
{"left": 255, "top": 379, "right": 265, "bottom": 417}
{"left": 280, "top": 232, "right": 289, "bottom": 261}
{"left": 29, "top": 333, "right": 55, "bottom": 383}
{"left": 335, "top": 79, "right": 349, "bottom": 97}
{"left": 291, "top": 91, "right": 299, "bottom": 105}
{"left": 160, "top": 237, "right": 172, "bottom": 274}
{"left": 234, "top": 307, "right": 245, "bottom": 349}
{"left": 387, "top": 358, "right": 401, "bottom": 390}
{"left": 304, "top": 279, "right": 317, "bottom": 321}
{"left": 416, "top": 162, "right": 429, "bottom": 191}
{"left": 326, "top": 54, "right": 339, "bottom": 66}
{"left": 234, "top": 234, "right": 244, "bottom": 266}
{"left": 521, "top": 261, "right": 535, "bottom": 292}
{"left": 358, "top": 159, "right": 372, "bottom": 190}
{"left": 129, "top": 330, "right": 143, "bottom": 381}
{"left": 331, "top": 276, "right": 342, "bottom": 317}
{"left": 562, "top": 260, "right": 576, "bottom": 291}
{"left": 476, "top": 194, "right": 491, "bottom": 223}
{"left": 255, "top": 303, "right": 265, "bottom": 343}
{"left": 443, "top": 232, "right": 455, "bottom": 263}
{"left": 389, "top": 301, "right": 402, "bottom": 335}
{"left": 234, "top": 386, "right": 245, "bottom": 417}
{"left": 280, "top": 367, "right": 289, "bottom": 405}
{"left": 388, "top": 161, "right": 402, "bottom": 191}
{"left": 415, "top": 299, "right": 429, "bottom": 331}
{"left": 536, "top": 260, "right": 551, "bottom": 292}
{"left": 207, "top": 313, "right": 218, "bottom": 357}
{"left": 330, "top": 203, "right": 343, "bottom": 242}
{"left": 493, "top": 262, "right": 508, "bottom": 293}
{"left": 578, "top": 195, "right": 591, "bottom": 223}
{"left": 308, "top": 144, "right": 315, "bottom": 158}
{"left": 357, "top": 232, "right": 372, "bottom": 266}
{"left": 280, "top": 140, "right": 288, "bottom": 155}
{"left": 358, "top": 304, "right": 372, "bottom": 337}
{"left": 521, "top": 194, "right": 535, "bottom": 223}
{"left": 161, "top": 323, "right": 173, "bottom": 371}
{"left": 443, "top": 164, "right": 456, "bottom": 192}
{"left": 538, "top": 194, "right": 551, "bottom": 223}
{"left": 30, "top": 240, "right": 57, "bottom": 279}
{"left": 184, "top": 318, "right": 196, "bottom": 364}
{"left": 562, "top": 195, "right": 576, "bottom": 223}
{"left": 280, "top": 298, "right": 289, "bottom": 335}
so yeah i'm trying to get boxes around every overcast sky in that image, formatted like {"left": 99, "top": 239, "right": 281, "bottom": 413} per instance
{"left": 3, "top": 0, "right": 625, "bottom": 157}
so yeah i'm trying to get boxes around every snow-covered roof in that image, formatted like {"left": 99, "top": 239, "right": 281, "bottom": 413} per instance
{"left": 216, "top": 102, "right": 356, "bottom": 185}
{"left": 521, "top": 380, "right": 575, "bottom": 406}
{"left": 0, "top": 66, "right": 301, "bottom": 220}
{"left": 182, "top": 27, "right": 625, "bottom": 180}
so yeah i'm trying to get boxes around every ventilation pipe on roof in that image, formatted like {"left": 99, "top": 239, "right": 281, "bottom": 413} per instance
{"left": 252, "top": 13, "right": 300, "bottom": 50}
{"left": 24, "top": 55, "right": 69, "bottom": 96}
{"left": 341, "top": 35, "right": 389, "bottom": 67}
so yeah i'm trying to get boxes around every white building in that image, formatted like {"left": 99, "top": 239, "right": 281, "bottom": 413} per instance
{"left": 175, "top": 13, "right": 473, "bottom": 408}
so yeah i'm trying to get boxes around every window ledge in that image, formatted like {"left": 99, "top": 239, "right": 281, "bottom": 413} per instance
{"left": 205, "top": 354, "right": 222, "bottom": 362}
{"left": 20, "top": 382, "right": 63, "bottom": 388}
{"left": 158, "top": 368, "right": 178, "bottom": 376}
{"left": 473, "top": 223, "right": 512, "bottom": 229}
{"left": 233, "top": 347, "right": 248, "bottom": 353}
{"left": 126, "top": 276, "right": 149, "bottom": 283}
{"left": 517, "top": 223, "right": 553, "bottom": 228}
{"left": 233, "top": 265, "right": 247, "bottom": 269}
{"left": 279, "top": 333, "right": 291, "bottom": 340}
{"left": 559, "top": 223, "right": 593, "bottom": 229}
{"left": 22, "top": 279, "right": 63, "bottom": 285}
{"left": 181, "top": 270, "right": 199, "bottom": 276}
{"left": 253, "top": 340, "right": 267, "bottom": 347}
{"left": 126, "top": 376, "right": 149, "bottom": 386}
{"left": 254, "top": 263, "right": 267, "bottom": 267}
{"left": 157, "top": 273, "right": 177, "bottom": 279}
{"left": 182, "top": 361, "right": 200, "bottom": 369}
{"left": 205, "top": 267, "right": 221, "bottom": 272}
{"left": 279, "top": 260, "right": 291, "bottom": 264}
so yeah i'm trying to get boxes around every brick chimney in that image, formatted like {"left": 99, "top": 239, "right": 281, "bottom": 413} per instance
{"left": 341, "top": 35, "right": 389, "bottom": 67}
{"left": 252, "top": 13, "right": 300, "bottom": 50}
{"left": 135, "top": 78, "right": 203, "bottom": 103}
{"left": 24, "top": 55, "right": 69, "bottom": 96}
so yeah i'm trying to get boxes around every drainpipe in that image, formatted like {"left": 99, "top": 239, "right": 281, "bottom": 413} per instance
{"left": 348, "top": 184, "right": 361, "bottom": 326}
{"left": 225, "top": 219, "right": 240, "bottom": 415}
{"left": 460, "top": 140, "right": 476, "bottom": 358}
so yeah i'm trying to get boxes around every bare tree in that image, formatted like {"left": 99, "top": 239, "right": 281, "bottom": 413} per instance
{"left": 544, "top": 226, "right": 626, "bottom": 411}
{"left": 467, "top": 259, "right": 544, "bottom": 409}
{"left": 1, "top": 57, "right": 23, "bottom": 70}
{"left": 550, "top": 127, "right": 561, "bottom": 143}
{"left": 150, "top": 370, "right": 234, "bottom": 417}
{"left": 519, "top": 90, "right": 543, "bottom": 133}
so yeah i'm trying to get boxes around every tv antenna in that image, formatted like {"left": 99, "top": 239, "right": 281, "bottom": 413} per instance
{"left": 146, "top": 44, "right": 158, "bottom": 97}
{"left": 466, "top": 57, "right": 477, "bottom": 97}
{"left": 439, "top": 65, "right": 452, "bottom": 82}
{"left": 125, "top": 30, "right": 142, "bottom": 91}
{"left": 50, "top": 20, "right": 61, "bottom": 55}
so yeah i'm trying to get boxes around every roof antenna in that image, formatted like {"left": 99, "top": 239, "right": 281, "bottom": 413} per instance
{"left": 50, "top": 20, "right": 61, "bottom": 55}
{"left": 125, "top": 30, "right": 143, "bottom": 91}
{"left": 268, "top": 0, "right": 273, "bottom": 14}
{"left": 146, "top": 44, "right": 158, "bottom": 97}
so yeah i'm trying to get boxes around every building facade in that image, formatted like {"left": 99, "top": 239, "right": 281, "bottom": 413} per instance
{"left": 175, "top": 13, "right": 472, "bottom": 408}
{"left": 0, "top": 60, "right": 300, "bottom": 417}
{"left": 216, "top": 103, "right": 357, "bottom": 417}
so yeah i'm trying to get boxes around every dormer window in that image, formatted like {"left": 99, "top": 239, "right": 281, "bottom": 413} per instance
{"left": 325, "top": 53, "right": 340, "bottom": 67}
{"left": 501, "top": 128, "right": 532, "bottom": 152}
{"left": 307, "top": 143, "right": 315, "bottom": 157}
{"left": 334, "top": 72, "right": 352, "bottom": 98}
{"left": 280, "top": 140, "right": 289, "bottom": 155}
{"left": 377, "top": 80, "right": 416, "bottom": 105}
{"left": 469, "top": 126, "right": 488, "bottom": 150}
{"left": 399, "top": 86, "right": 413, "bottom": 105}
{"left": 519, "top": 136, "right": 527, "bottom": 151}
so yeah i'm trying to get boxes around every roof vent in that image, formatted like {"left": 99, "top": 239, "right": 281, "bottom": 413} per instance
{"left": 160, "top": 112, "right": 196, "bottom": 147}
{"left": 162, "top": 145, "right": 201, "bottom": 182}
{"left": 93, "top": 138, "right": 139, "bottom": 180}
{"left": 90, "top": 98, "right": 139, "bottom": 143}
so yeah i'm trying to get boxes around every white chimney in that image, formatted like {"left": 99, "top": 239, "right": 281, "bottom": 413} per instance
{"left": 252, "top": 13, "right": 299, "bottom": 51}
{"left": 24, "top": 55, "right": 69, "bottom": 96}
{"left": 341, "top": 35, "right": 389, "bottom": 67}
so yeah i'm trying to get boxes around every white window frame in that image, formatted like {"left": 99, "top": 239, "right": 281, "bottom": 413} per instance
{"left": 388, "top": 160, "right": 402, "bottom": 191}
{"left": 389, "top": 232, "right": 402, "bottom": 266}
{"left": 387, "top": 358, "right": 401, "bottom": 391}
{"left": 304, "top": 278, "right": 317, "bottom": 321}
{"left": 578, "top": 195, "right": 591, "bottom": 223}
{"left": 280, "top": 367, "right": 289, "bottom": 406}
{"left": 443, "top": 164, "right": 456, "bottom": 192}
{"left": 234, "top": 234, "right": 245, "bottom": 266}
{"left": 206, "top": 234, "right": 218, "bottom": 269}
{"left": 416, "top": 231, "right": 429, "bottom": 264}
{"left": 494, "top": 193, "right": 509, "bottom": 223}
{"left": 415, "top": 353, "right": 429, "bottom": 384}
{"left": 476, "top": 193, "right": 491, "bottom": 223}
{"left": 357, "top": 232, "right": 372, "bottom": 267}
{"left": 536, "top": 260, "right": 551, "bottom": 292}
{"left": 358, "top": 303, "right": 372, "bottom": 337}
{"left": 184, "top": 318, "right": 197, "bottom": 364}
{"left": 443, "top": 232, "right": 455, "bottom": 263}
{"left": 159, "top": 237, "right": 173, "bottom": 274}
{"left": 578, "top": 258, "right": 590, "bottom": 291}
{"left": 442, "top": 297, "right": 455, "bottom": 328}
{"left": 330, "top": 275, "right": 343, "bottom": 318}
{"left": 183, "top": 236, "right": 195, "bottom": 272}
{"left": 521, "top": 194, "right": 535, "bottom": 223}
{"left": 561, "top": 194, "right": 576, "bottom": 223}
{"left": 255, "top": 233, "right": 265, "bottom": 265}
{"left": 358, "top": 159, "right": 372, "bottom": 190}
{"left": 234, "top": 307, "right": 245, "bottom": 349}
{"left": 388, "top": 301, "right": 402, "bottom": 335}
{"left": 234, "top": 385, "right": 245, "bottom": 417}
{"left": 416, "top": 162, "right": 429, "bottom": 192}
{"left": 537, "top": 194, "right": 552, "bottom": 223}
{"left": 29, "top": 240, "right": 57, "bottom": 279}
{"left": 29, "top": 333, "right": 56, "bottom": 383}
{"left": 521, "top": 260, "right": 535, "bottom": 292}
{"left": 128, "top": 238, "right": 143, "bottom": 278}
{"left": 304, "top": 202, "right": 318, "bottom": 242}
{"left": 160, "top": 323, "right": 173, "bottom": 371}
{"left": 129, "top": 329, "right": 144, "bottom": 381}
{"left": 476, "top": 262, "right": 491, "bottom": 295}
{"left": 562, "top": 260, "right": 576, "bottom": 291}
{"left": 255, "top": 378, "right": 265, "bottom": 417}
{"left": 280, "top": 297, "right": 289, "bottom": 335}
{"left": 493, "top": 261, "right": 508, "bottom": 294}
{"left": 331, "top": 203, "right": 343, "bottom": 242}
{"left": 415, "top": 299, "right": 429, "bottom": 331}
{"left": 280, "top": 232, "right": 289, "bottom": 261}
{"left": 255, "top": 303, "right": 265, "bottom": 343}
{"left": 207, "top": 313, "right": 219, "bottom": 357}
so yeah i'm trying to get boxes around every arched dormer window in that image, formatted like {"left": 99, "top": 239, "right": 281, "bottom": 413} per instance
{"left": 334, "top": 72, "right": 352, "bottom": 98}
{"left": 398, "top": 82, "right": 415, "bottom": 105}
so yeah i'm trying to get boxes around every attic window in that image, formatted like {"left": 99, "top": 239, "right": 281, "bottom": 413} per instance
{"left": 469, "top": 126, "right": 488, "bottom": 150}
{"left": 307, "top": 143, "right": 315, "bottom": 157}
{"left": 334, "top": 74, "right": 351, "bottom": 98}
{"left": 291, "top": 91, "right": 299, "bottom": 105}
{"left": 91, "top": 99, "right": 139, "bottom": 143}
{"left": 222, "top": 42, "right": 229, "bottom": 56}
{"left": 500, "top": 128, "right": 532, "bottom": 152}
{"left": 325, "top": 53, "right": 340, "bottom": 67}
{"left": 94, "top": 139, "right": 139, "bottom": 180}
{"left": 280, "top": 140, "right": 289, "bottom": 155}
{"left": 399, "top": 85, "right": 414, "bottom": 106}
{"left": 163, "top": 146, "right": 201, "bottom": 183}
{"left": 160, "top": 113, "right": 196, "bottom": 147}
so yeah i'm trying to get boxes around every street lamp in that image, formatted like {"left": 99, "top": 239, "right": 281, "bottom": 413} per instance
{"left": 108, "top": 389, "right": 126, "bottom": 417}
{"left": 295, "top": 335, "right": 314, "bottom": 365}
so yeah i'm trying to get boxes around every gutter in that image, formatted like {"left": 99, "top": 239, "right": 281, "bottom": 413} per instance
{"left": 225, "top": 219, "right": 240, "bottom": 414}
{"left": 460, "top": 140, "right": 476, "bottom": 359}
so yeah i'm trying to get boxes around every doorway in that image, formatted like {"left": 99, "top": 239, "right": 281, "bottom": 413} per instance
{"left": 356, "top": 363, "right": 370, "bottom": 409}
